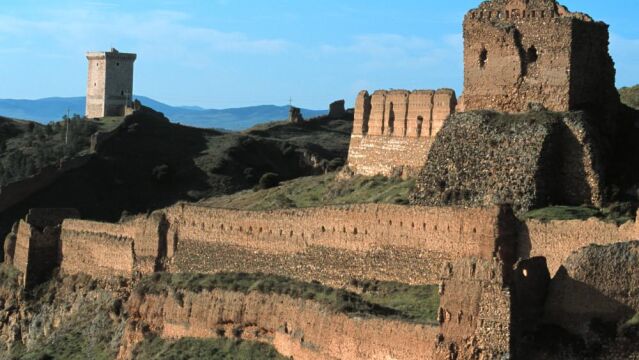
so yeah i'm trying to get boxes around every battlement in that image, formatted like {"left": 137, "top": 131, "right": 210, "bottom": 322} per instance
{"left": 86, "top": 48, "right": 137, "bottom": 118}
{"left": 466, "top": 0, "right": 593, "bottom": 23}
{"left": 347, "top": 88, "right": 456, "bottom": 177}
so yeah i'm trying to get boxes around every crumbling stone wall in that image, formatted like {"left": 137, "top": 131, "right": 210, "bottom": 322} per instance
{"left": 347, "top": 89, "right": 456, "bottom": 177}
{"left": 161, "top": 203, "right": 516, "bottom": 287}
{"left": 436, "top": 258, "right": 512, "bottom": 359}
{"left": 411, "top": 110, "right": 604, "bottom": 213}
{"left": 9, "top": 209, "right": 79, "bottom": 287}
{"left": 522, "top": 218, "right": 637, "bottom": 275}
{"left": 544, "top": 241, "right": 639, "bottom": 336}
{"left": 126, "top": 289, "right": 439, "bottom": 360}
{"left": 462, "top": 0, "right": 617, "bottom": 116}
{"left": 60, "top": 219, "right": 136, "bottom": 279}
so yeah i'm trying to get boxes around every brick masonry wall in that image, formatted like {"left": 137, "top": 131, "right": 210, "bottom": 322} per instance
{"left": 522, "top": 218, "right": 637, "bottom": 276}
{"left": 60, "top": 219, "right": 136, "bottom": 278}
{"left": 162, "top": 203, "right": 513, "bottom": 287}
{"left": 126, "top": 289, "right": 440, "bottom": 360}
{"left": 347, "top": 89, "right": 456, "bottom": 177}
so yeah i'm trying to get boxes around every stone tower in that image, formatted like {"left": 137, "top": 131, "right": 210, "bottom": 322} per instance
{"left": 461, "top": 0, "right": 617, "bottom": 114}
{"left": 85, "top": 48, "right": 137, "bottom": 119}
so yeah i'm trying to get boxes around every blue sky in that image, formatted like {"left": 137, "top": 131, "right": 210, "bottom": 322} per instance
{"left": 0, "top": 0, "right": 637, "bottom": 109}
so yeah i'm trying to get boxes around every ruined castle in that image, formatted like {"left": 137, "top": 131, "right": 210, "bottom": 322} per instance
{"left": 3, "top": 1, "right": 637, "bottom": 359}
{"left": 346, "top": 0, "right": 619, "bottom": 179}
{"left": 85, "top": 48, "right": 137, "bottom": 119}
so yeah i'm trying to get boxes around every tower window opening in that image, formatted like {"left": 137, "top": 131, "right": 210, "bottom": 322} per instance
{"left": 479, "top": 48, "right": 488, "bottom": 69}
{"left": 416, "top": 116, "right": 424, "bottom": 137}
{"left": 527, "top": 46, "right": 538, "bottom": 63}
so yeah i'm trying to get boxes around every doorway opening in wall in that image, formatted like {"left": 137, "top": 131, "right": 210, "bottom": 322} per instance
{"left": 527, "top": 46, "right": 538, "bottom": 63}
{"left": 417, "top": 116, "right": 424, "bottom": 137}
{"left": 480, "top": 48, "right": 488, "bottom": 68}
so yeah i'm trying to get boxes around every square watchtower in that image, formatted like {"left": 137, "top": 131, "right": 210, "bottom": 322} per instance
{"left": 85, "top": 48, "right": 137, "bottom": 119}
{"left": 461, "top": 0, "right": 617, "bottom": 114}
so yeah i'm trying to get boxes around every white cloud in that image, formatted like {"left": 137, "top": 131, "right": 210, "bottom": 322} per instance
{"left": 318, "top": 32, "right": 462, "bottom": 71}
{"left": 0, "top": 7, "right": 290, "bottom": 60}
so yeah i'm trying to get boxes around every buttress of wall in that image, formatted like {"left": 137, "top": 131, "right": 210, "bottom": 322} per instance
{"left": 436, "top": 258, "right": 512, "bottom": 360}
{"left": 347, "top": 88, "right": 456, "bottom": 177}
{"left": 163, "top": 203, "right": 514, "bottom": 286}
{"left": 521, "top": 218, "right": 638, "bottom": 276}
{"left": 60, "top": 219, "right": 137, "bottom": 278}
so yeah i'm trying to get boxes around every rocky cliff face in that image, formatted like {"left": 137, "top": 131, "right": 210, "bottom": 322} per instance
{"left": 0, "top": 268, "right": 128, "bottom": 358}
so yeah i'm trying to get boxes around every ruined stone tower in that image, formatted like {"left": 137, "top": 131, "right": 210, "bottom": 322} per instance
{"left": 85, "top": 48, "right": 137, "bottom": 119}
{"left": 461, "top": 0, "right": 617, "bottom": 114}
{"left": 346, "top": 89, "right": 457, "bottom": 177}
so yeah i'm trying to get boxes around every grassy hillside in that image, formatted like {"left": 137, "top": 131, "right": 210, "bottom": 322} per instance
{"left": 0, "top": 107, "right": 352, "bottom": 246}
{"left": 201, "top": 172, "right": 414, "bottom": 210}
{"left": 0, "top": 115, "right": 105, "bottom": 186}
{"left": 620, "top": 85, "right": 639, "bottom": 109}
{"left": 137, "top": 272, "right": 439, "bottom": 324}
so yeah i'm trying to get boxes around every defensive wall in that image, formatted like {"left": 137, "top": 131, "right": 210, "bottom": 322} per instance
{"left": 0, "top": 155, "right": 92, "bottom": 214}
{"left": 49, "top": 203, "right": 639, "bottom": 288}
{"left": 10, "top": 203, "right": 639, "bottom": 359}
{"left": 346, "top": 89, "right": 456, "bottom": 177}
{"left": 124, "top": 289, "right": 440, "bottom": 360}
{"left": 162, "top": 203, "right": 514, "bottom": 287}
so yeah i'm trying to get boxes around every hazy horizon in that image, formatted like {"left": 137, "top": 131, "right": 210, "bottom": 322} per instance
{"left": 1, "top": 0, "right": 637, "bottom": 109}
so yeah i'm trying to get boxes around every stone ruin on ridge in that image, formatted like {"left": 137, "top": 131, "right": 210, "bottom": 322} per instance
{"left": 346, "top": 89, "right": 457, "bottom": 177}
{"left": 340, "top": 0, "right": 623, "bottom": 213}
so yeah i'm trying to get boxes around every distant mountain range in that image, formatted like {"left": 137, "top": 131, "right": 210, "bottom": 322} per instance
{"left": 0, "top": 96, "right": 328, "bottom": 130}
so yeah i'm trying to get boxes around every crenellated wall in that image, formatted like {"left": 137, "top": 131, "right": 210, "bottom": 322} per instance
{"left": 60, "top": 219, "right": 136, "bottom": 279}
{"left": 347, "top": 89, "right": 457, "bottom": 177}
{"left": 162, "top": 203, "right": 514, "bottom": 287}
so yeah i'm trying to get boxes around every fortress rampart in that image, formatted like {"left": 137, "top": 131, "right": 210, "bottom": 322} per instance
{"left": 60, "top": 219, "right": 137, "bottom": 279}
{"left": 162, "top": 203, "right": 513, "bottom": 286}
{"left": 46, "top": 203, "right": 638, "bottom": 289}
{"left": 9, "top": 203, "right": 638, "bottom": 359}
{"left": 0, "top": 155, "right": 92, "bottom": 214}
{"left": 125, "top": 289, "right": 439, "bottom": 360}
{"left": 347, "top": 89, "right": 456, "bottom": 177}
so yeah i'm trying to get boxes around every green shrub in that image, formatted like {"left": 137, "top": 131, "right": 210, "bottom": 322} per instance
{"left": 131, "top": 336, "right": 288, "bottom": 360}
{"left": 257, "top": 172, "right": 280, "bottom": 189}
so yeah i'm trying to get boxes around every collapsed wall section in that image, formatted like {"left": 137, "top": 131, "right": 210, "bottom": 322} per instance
{"left": 8, "top": 208, "right": 79, "bottom": 287}
{"left": 347, "top": 89, "right": 456, "bottom": 177}
{"left": 544, "top": 241, "right": 639, "bottom": 336}
{"left": 522, "top": 218, "right": 637, "bottom": 275}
